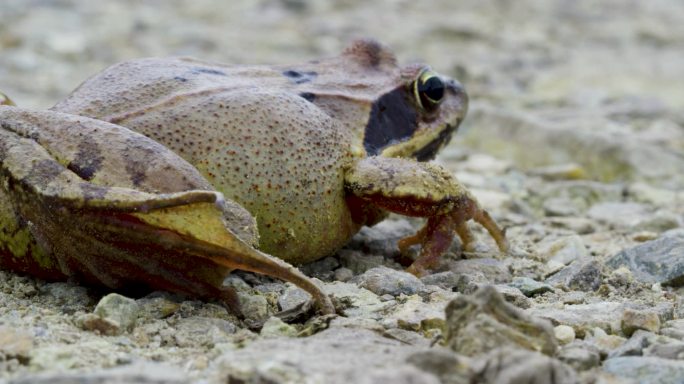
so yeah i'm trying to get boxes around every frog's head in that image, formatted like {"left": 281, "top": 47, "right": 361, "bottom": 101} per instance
{"left": 293, "top": 39, "right": 468, "bottom": 161}
{"left": 366, "top": 63, "right": 468, "bottom": 161}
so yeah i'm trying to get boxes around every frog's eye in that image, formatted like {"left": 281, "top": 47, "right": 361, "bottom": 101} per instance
{"left": 413, "top": 69, "right": 445, "bottom": 111}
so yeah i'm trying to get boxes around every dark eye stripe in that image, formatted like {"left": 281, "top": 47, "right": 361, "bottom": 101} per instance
{"left": 363, "top": 86, "right": 417, "bottom": 156}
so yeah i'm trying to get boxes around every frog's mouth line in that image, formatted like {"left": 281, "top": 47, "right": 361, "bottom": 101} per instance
{"left": 412, "top": 122, "right": 457, "bottom": 161}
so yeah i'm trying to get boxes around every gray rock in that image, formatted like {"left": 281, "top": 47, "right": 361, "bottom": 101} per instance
{"left": 91, "top": 293, "right": 140, "bottom": 334}
{"left": 545, "top": 257, "right": 602, "bottom": 291}
{"left": 509, "top": 277, "right": 554, "bottom": 297}
{"left": 661, "top": 319, "right": 684, "bottom": 340}
{"left": 557, "top": 341, "right": 601, "bottom": 371}
{"left": 299, "top": 256, "right": 339, "bottom": 281}
{"left": 277, "top": 284, "right": 311, "bottom": 312}
{"left": 607, "top": 232, "right": 684, "bottom": 286}
{"left": 334, "top": 267, "right": 354, "bottom": 282}
{"left": 338, "top": 249, "right": 386, "bottom": 274}
{"left": 603, "top": 356, "right": 684, "bottom": 384}
{"left": 172, "top": 316, "right": 237, "bottom": 347}
{"left": 260, "top": 316, "right": 298, "bottom": 338}
{"left": 353, "top": 266, "right": 425, "bottom": 296}
{"left": 493, "top": 284, "right": 531, "bottom": 309}
{"left": 588, "top": 201, "right": 680, "bottom": 232}
{"left": 528, "top": 302, "right": 623, "bottom": 337}
{"left": 135, "top": 293, "right": 181, "bottom": 321}
{"left": 538, "top": 235, "right": 588, "bottom": 266}
{"left": 445, "top": 285, "right": 558, "bottom": 356}
{"left": 609, "top": 330, "right": 654, "bottom": 358}
{"left": 542, "top": 196, "right": 581, "bottom": 217}
{"left": 645, "top": 341, "right": 684, "bottom": 360}
{"left": 210, "top": 327, "right": 441, "bottom": 384}
{"left": 39, "top": 282, "right": 94, "bottom": 313}
{"left": 448, "top": 257, "right": 512, "bottom": 284}
{"left": 421, "top": 271, "right": 461, "bottom": 290}
{"left": 407, "top": 349, "right": 473, "bottom": 384}
{"left": 7, "top": 362, "right": 187, "bottom": 384}
{"left": 237, "top": 292, "right": 271, "bottom": 326}
{"left": 474, "top": 348, "right": 579, "bottom": 384}
{"left": 323, "top": 281, "right": 390, "bottom": 319}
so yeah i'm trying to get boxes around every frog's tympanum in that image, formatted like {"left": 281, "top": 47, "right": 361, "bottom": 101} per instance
{"left": 0, "top": 39, "right": 506, "bottom": 315}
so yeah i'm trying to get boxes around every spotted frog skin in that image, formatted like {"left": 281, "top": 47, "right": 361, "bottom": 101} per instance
{"left": 0, "top": 40, "right": 506, "bottom": 314}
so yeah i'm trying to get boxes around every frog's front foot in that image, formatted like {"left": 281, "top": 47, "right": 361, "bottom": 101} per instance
{"left": 346, "top": 156, "right": 508, "bottom": 277}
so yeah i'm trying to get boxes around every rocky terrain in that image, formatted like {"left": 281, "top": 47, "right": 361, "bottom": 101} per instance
{"left": 1, "top": 0, "right": 684, "bottom": 383}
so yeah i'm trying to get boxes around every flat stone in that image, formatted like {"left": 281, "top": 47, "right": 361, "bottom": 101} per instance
{"left": 277, "top": 283, "right": 311, "bottom": 312}
{"left": 337, "top": 250, "right": 386, "bottom": 274}
{"left": 354, "top": 266, "right": 425, "bottom": 296}
{"left": 609, "top": 330, "right": 654, "bottom": 358}
{"left": 557, "top": 341, "right": 601, "bottom": 371}
{"left": 323, "top": 281, "right": 390, "bottom": 319}
{"left": 406, "top": 349, "right": 473, "bottom": 384}
{"left": 509, "top": 277, "right": 554, "bottom": 297}
{"left": 474, "top": 348, "right": 578, "bottom": 384}
{"left": 448, "top": 257, "right": 512, "bottom": 284}
{"left": 528, "top": 302, "right": 623, "bottom": 337}
{"left": 603, "top": 356, "right": 684, "bottom": 384}
{"left": 545, "top": 257, "right": 602, "bottom": 291}
{"left": 210, "top": 327, "right": 441, "bottom": 384}
{"left": 260, "top": 317, "right": 298, "bottom": 338}
{"left": 607, "top": 231, "right": 684, "bottom": 286}
{"left": 172, "top": 317, "right": 237, "bottom": 347}
{"left": 661, "top": 319, "right": 684, "bottom": 340}
{"left": 622, "top": 308, "right": 661, "bottom": 336}
{"left": 8, "top": 362, "right": 187, "bottom": 384}
{"left": 445, "top": 285, "right": 557, "bottom": 356}
{"left": 389, "top": 295, "right": 447, "bottom": 333}
{"left": 538, "top": 235, "right": 588, "bottom": 266}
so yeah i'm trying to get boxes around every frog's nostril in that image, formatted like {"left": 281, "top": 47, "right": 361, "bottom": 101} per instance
{"left": 447, "top": 79, "right": 465, "bottom": 96}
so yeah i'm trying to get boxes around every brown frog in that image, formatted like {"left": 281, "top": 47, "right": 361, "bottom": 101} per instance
{"left": 0, "top": 40, "right": 506, "bottom": 315}
{"left": 54, "top": 39, "right": 507, "bottom": 272}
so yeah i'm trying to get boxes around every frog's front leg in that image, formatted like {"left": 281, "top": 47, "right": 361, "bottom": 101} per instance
{"left": 345, "top": 156, "right": 508, "bottom": 276}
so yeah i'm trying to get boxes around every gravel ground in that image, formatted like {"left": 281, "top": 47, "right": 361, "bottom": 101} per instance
{"left": 1, "top": 1, "right": 684, "bottom": 383}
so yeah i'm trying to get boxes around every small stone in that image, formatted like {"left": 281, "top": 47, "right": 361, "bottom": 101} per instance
{"left": 447, "top": 257, "right": 511, "bottom": 284}
{"left": 323, "top": 282, "right": 389, "bottom": 319}
{"left": 420, "top": 271, "right": 460, "bottom": 290}
{"left": 603, "top": 356, "right": 684, "bottom": 384}
{"left": 609, "top": 330, "right": 654, "bottom": 358}
{"left": 585, "top": 327, "right": 627, "bottom": 355}
{"left": 557, "top": 341, "right": 601, "bottom": 371}
{"left": 493, "top": 284, "right": 531, "bottom": 309}
{"left": 608, "top": 266, "right": 634, "bottom": 286}
{"left": 390, "top": 295, "right": 446, "bottom": 333}
{"left": 538, "top": 235, "right": 588, "bottom": 266}
{"left": 607, "top": 232, "right": 684, "bottom": 286}
{"left": 92, "top": 293, "right": 140, "bottom": 333}
{"left": 354, "top": 266, "right": 424, "bottom": 297}
{"left": 660, "top": 319, "right": 684, "bottom": 340}
{"left": 545, "top": 257, "right": 602, "bottom": 291}
{"left": 530, "top": 163, "right": 587, "bottom": 181}
{"left": 136, "top": 294, "right": 181, "bottom": 320}
{"left": 334, "top": 267, "right": 354, "bottom": 282}
{"left": 528, "top": 302, "right": 623, "bottom": 338}
{"left": 622, "top": 308, "right": 661, "bottom": 336}
{"left": 299, "top": 256, "right": 339, "bottom": 281}
{"left": 509, "top": 277, "right": 554, "bottom": 297}
{"left": 406, "top": 349, "right": 473, "bottom": 384}
{"left": 79, "top": 313, "right": 121, "bottom": 336}
{"left": 555, "top": 325, "right": 576, "bottom": 345}
{"left": 445, "top": 286, "right": 557, "bottom": 356}
{"left": 543, "top": 197, "right": 581, "bottom": 217}
{"left": 11, "top": 361, "right": 187, "bottom": 384}
{"left": 0, "top": 326, "right": 33, "bottom": 360}
{"left": 237, "top": 293, "right": 271, "bottom": 326}
{"left": 173, "top": 317, "right": 237, "bottom": 347}
{"left": 338, "top": 249, "right": 385, "bottom": 274}
{"left": 277, "top": 284, "right": 311, "bottom": 312}
{"left": 260, "top": 317, "right": 298, "bottom": 338}
{"left": 475, "top": 348, "right": 578, "bottom": 384}
{"left": 39, "top": 282, "right": 94, "bottom": 312}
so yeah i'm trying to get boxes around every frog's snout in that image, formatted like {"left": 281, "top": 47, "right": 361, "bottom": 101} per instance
{"left": 445, "top": 78, "right": 468, "bottom": 117}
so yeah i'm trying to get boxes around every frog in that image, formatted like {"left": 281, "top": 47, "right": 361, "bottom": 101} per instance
{"left": 0, "top": 39, "right": 506, "bottom": 315}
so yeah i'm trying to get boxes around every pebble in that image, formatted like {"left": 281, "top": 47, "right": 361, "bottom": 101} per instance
{"left": 475, "top": 348, "right": 578, "bottom": 384}
{"left": 447, "top": 257, "right": 511, "bottom": 284}
{"left": 353, "top": 266, "right": 425, "bottom": 297}
{"left": 509, "top": 276, "right": 554, "bottom": 297}
{"left": 82, "top": 293, "right": 140, "bottom": 335}
{"left": 529, "top": 302, "right": 623, "bottom": 337}
{"left": 538, "top": 235, "right": 588, "bottom": 266}
{"left": 237, "top": 293, "right": 271, "bottom": 326}
{"left": 333, "top": 267, "right": 354, "bottom": 282}
{"left": 445, "top": 286, "right": 557, "bottom": 356}
{"left": 8, "top": 362, "right": 188, "bottom": 384}
{"left": 389, "top": 295, "right": 447, "bottom": 333}
{"left": 554, "top": 325, "right": 576, "bottom": 345}
{"left": 622, "top": 308, "right": 661, "bottom": 336}
{"left": 337, "top": 250, "right": 386, "bottom": 274}
{"left": 557, "top": 341, "right": 601, "bottom": 371}
{"left": 0, "top": 326, "right": 33, "bottom": 361}
{"left": 260, "top": 317, "right": 298, "bottom": 338}
{"left": 588, "top": 202, "right": 679, "bottom": 232}
{"left": 277, "top": 284, "right": 311, "bottom": 312}
{"left": 607, "top": 231, "right": 684, "bottom": 286}
{"left": 603, "top": 356, "right": 684, "bottom": 384}
{"left": 545, "top": 257, "right": 602, "bottom": 291}
{"left": 661, "top": 319, "right": 684, "bottom": 340}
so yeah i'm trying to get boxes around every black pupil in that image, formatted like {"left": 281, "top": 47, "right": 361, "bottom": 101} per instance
{"left": 419, "top": 76, "right": 445, "bottom": 103}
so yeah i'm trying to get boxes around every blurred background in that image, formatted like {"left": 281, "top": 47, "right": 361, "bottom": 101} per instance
{"left": 1, "top": 0, "right": 683, "bottom": 188}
